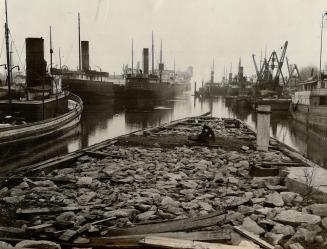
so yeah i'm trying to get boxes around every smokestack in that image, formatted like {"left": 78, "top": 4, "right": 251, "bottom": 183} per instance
{"left": 26, "top": 37, "right": 46, "bottom": 87}
{"left": 81, "top": 41, "right": 89, "bottom": 72}
{"left": 143, "top": 48, "right": 149, "bottom": 75}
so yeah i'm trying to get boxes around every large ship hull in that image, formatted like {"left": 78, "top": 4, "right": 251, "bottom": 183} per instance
{"left": 125, "top": 81, "right": 191, "bottom": 99}
{"left": 290, "top": 103, "right": 327, "bottom": 132}
{"left": 63, "top": 78, "right": 115, "bottom": 97}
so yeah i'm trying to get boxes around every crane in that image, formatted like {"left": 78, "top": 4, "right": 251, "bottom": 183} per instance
{"left": 275, "top": 41, "right": 288, "bottom": 82}
{"left": 252, "top": 54, "right": 261, "bottom": 81}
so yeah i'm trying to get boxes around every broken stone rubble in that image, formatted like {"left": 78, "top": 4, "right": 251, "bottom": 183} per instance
{"left": 0, "top": 118, "right": 326, "bottom": 249}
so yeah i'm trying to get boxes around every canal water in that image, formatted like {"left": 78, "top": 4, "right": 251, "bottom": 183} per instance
{"left": 2, "top": 92, "right": 327, "bottom": 174}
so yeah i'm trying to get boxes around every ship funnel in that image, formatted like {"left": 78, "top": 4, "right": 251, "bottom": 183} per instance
{"left": 81, "top": 40, "right": 90, "bottom": 72}
{"left": 26, "top": 38, "right": 46, "bottom": 87}
{"left": 142, "top": 48, "right": 149, "bottom": 75}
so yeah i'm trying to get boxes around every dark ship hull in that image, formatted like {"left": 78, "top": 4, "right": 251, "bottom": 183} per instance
{"left": 125, "top": 80, "right": 190, "bottom": 99}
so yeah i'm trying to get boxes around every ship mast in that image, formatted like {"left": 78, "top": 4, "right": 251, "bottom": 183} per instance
{"left": 78, "top": 13, "right": 81, "bottom": 71}
{"left": 132, "top": 39, "right": 134, "bottom": 74}
{"left": 50, "top": 26, "right": 53, "bottom": 73}
{"left": 159, "top": 40, "right": 162, "bottom": 83}
{"left": 5, "top": 0, "right": 12, "bottom": 109}
{"left": 59, "top": 48, "right": 62, "bottom": 69}
{"left": 152, "top": 31, "right": 154, "bottom": 75}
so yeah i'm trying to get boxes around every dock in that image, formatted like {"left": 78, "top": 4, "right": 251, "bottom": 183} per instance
{"left": 0, "top": 114, "right": 326, "bottom": 249}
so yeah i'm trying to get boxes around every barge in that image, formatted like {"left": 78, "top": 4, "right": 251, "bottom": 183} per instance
{"left": 0, "top": 114, "right": 326, "bottom": 249}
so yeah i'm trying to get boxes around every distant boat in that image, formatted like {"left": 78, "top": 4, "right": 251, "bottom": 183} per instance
{"left": 125, "top": 39, "right": 191, "bottom": 99}
{"left": 52, "top": 13, "right": 124, "bottom": 102}
{"left": 290, "top": 78, "right": 327, "bottom": 131}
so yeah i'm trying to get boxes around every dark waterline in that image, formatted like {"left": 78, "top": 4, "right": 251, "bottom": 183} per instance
{"left": 1, "top": 93, "right": 327, "bottom": 174}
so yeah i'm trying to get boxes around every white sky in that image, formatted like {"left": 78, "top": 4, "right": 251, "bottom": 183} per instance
{"left": 0, "top": 0, "right": 327, "bottom": 82}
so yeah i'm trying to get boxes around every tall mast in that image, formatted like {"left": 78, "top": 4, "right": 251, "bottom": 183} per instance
{"left": 159, "top": 40, "right": 162, "bottom": 83}
{"left": 174, "top": 59, "right": 175, "bottom": 76}
{"left": 132, "top": 39, "right": 134, "bottom": 74}
{"left": 78, "top": 13, "right": 81, "bottom": 71}
{"left": 50, "top": 26, "right": 53, "bottom": 73}
{"left": 160, "top": 40, "right": 162, "bottom": 64}
{"left": 4, "top": 0, "right": 11, "bottom": 109}
{"left": 260, "top": 49, "right": 262, "bottom": 70}
{"left": 152, "top": 31, "right": 154, "bottom": 74}
{"left": 59, "top": 48, "right": 62, "bottom": 69}
{"left": 10, "top": 41, "right": 13, "bottom": 82}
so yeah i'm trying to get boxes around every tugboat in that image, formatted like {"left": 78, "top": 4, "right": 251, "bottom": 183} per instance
{"left": 0, "top": 1, "right": 83, "bottom": 146}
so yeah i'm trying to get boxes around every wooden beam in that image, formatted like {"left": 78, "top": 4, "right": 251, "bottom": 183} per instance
{"left": 105, "top": 211, "right": 225, "bottom": 236}
{"left": 93, "top": 230, "right": 231, "bottom": 243}
{"left": 140, "top": 236, "right": 258, "bottom": 249}
{"left": 233, "top": 226, "right": 274, "bottom": 249}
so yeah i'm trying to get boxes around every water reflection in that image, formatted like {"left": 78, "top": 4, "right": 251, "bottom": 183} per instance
{"left": 2, "top": 93, "right": 327, "bottom": 173}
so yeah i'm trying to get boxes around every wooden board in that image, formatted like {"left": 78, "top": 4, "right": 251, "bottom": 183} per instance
{"left": 92, "top": 230, "right": 231, "bottom": 244}
{"left": 233, "top": 226, "right": 274, "bottom": 249}
{"left": 140, "top": 236, "right": 259, "bottom": 249}
{"left": 105, "top": 211, "right": 225, "bottom": 236}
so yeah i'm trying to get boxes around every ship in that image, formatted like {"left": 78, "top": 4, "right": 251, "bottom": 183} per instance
{"left": 290, "top": 76, "right": 327, "bottom": 132}
{"left": 0, "top": 1, "right": 82, "bottom": 146}
{"left": 195, "top": 61, "right": 227, "bottom": 98}
{"left": 52, "top": 13, "right": 124, "bottom": 103}
{"left": 197, "top": 59, "right": 252, "bottom": 99}
{"left": 125, "top": 35, "right": 192, "bottom": 100}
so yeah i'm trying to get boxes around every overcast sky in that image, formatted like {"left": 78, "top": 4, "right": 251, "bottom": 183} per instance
{"left": 0, "top": 0, "right": 327, "bottom": 82}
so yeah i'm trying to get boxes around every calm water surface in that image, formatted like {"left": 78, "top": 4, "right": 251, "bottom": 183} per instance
{"left": 2, "top": 92, "right": 327, "bottom": 174}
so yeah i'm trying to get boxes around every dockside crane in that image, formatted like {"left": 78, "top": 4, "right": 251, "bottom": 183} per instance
{"left": 252, "top": 41, "right": 289, "bottom": 94}
{"left": 252, "top": 54, "right": 261, "bottom": 81}
{"left": 274, "top": 41, "right": 288, "bottom": 85}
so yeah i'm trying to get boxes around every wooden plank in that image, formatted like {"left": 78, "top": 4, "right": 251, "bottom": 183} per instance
{"left": 93, "top": 230, "right": 231, "bottom": 243}
{"left": 0, "top": 226, "right": 25, "bottom": 234}
{"left": 261, "top": 161, "right": 304, "bottom": 167}
{"left": 84, "top": 150, "right": 126, "bottom": 159}
{"left": 233, "top": 226, "right": 274, "bottom": 249}
{"left": 26, "top": 223, "right": 53, "bottom": 233}
{"left": 16, "top": 206, "right": 81, "bottom": 215}
{"left": 105, "top": 211, "right": 225, "bottom": 236}
{"left": 84, "top": 150, "right": 112, "bottom": 159}
{"left": 140, "top": 236, "right": 258, "bottom": 249}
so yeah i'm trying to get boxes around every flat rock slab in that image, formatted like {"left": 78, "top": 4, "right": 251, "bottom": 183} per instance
{"left": 241, "top": 217, "right": 265, "bottom": 235}
{"left": 274, "top": 210, "right": 321, "bottom": 225}
{"left": 307, "top": 204, "right": 327, "bottom": 216}
{"left": 15, "top": 240, "right": 61, "bottom": 249}
{"left": 284, "top": 167, "right": 327, "bottom": 203}
{"left": 265, "top": 192, "right": 284, "bottom": 207}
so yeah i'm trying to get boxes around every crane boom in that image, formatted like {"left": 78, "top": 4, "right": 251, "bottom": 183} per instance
{"left": 252, "top": 54, "right": 261, "bottom": 81}
{"left": 275, "top": 41, "right": 288, "bottom": 80}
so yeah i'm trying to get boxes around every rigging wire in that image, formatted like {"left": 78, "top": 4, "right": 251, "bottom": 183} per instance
{"left": 9, "top": 31, "right": 25, "bottom": 73}
{"left": 0, "top": 36, "right": 5, "bottom": 63}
